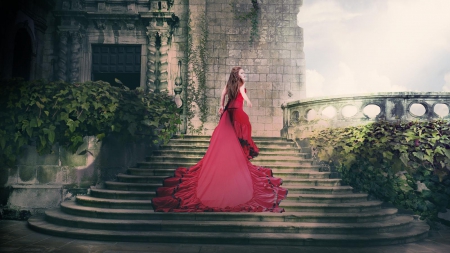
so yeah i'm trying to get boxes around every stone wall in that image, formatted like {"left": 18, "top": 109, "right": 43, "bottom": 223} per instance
{"left": 189, "top": 0, "right": 305, "bottom": 136}
{"left": 0, "top": 136, "right": 154, "bottom": 219}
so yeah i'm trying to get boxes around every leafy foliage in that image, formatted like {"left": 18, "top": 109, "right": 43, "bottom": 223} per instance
{"left": 0, "top": 79, "right": 181, "bottom": 168}
{"left": 309, "top": 120, "right": 450, "bottom": 220}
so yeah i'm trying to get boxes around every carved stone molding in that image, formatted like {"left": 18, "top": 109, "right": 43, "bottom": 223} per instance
{"left": 126, "top": 21, "right": 136, "bottom": 30}
{"left": 94, "top": 19, "right": 107, "bottom": 30}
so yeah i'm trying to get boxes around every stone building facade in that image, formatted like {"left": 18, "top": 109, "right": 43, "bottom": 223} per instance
{"left": 1, "top": 0, "right": 305, "bottom": 137}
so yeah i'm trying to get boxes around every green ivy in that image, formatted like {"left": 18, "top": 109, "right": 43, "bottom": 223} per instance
{"left": 0, "top": 79, "right": 181, "bottom": 168}
{"left": 186, "top": 11, "right": 209, "bottom": 134}
{"left": 309, "top": 120, "right": 450, "bottom": 220}
{"left": 230, "top": 0, "right": 260, "bottom": 44}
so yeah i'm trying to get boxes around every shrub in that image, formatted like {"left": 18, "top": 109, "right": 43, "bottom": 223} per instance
{"left": 0, "top": 79, "right": 181, "bottom": 168}
{"left": 309, "top": 120, "right": 450, "bottom": 220}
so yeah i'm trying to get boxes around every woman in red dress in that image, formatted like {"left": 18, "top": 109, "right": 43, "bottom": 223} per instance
{"left": 152, "top": 67, "right": 287, "bottom": 212}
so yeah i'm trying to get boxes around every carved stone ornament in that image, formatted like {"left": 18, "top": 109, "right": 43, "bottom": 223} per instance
{"left": 95, "top": 20, "right": 107, "bottom": 30}
{"left": 150, "top": 2, "right": 159, "bottom": 11}
{"left": 71, "top": 0, "right": 82, "bottom": 10}
{"left": 148, "top": 18, "right": 157, "bottom": 29}
{"left": 126, "top": 22, "right": 135, "bottom": 30}
{"left": 161, "top": 1, "right": 168, "bottom": 11}
{"left": 62, "top": 0, "right": 70, "bottom": 10}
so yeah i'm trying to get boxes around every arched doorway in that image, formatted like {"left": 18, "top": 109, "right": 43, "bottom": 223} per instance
{"left": 12, "top": 28, "right": 32, "bottom": 80}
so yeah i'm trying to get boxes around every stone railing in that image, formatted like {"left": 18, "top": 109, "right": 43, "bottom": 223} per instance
{"left": 281, "top": 92, "right": 450, "bottom": 140}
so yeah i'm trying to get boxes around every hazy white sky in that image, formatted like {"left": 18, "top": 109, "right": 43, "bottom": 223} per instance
{"left": 297, "top": 0, "right": 450, "bottom": 98}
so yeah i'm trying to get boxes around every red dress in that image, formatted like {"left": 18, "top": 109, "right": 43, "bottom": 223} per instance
{"left": 152, "top": 89, "right": 287, "bottom": 212}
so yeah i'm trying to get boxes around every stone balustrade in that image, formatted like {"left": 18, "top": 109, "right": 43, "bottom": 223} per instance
{"left": 281, "top": 92, "right": 450, "bottom": 140}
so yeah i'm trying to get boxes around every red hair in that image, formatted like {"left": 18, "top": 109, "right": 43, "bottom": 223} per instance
{"left": 226, "top": 67, "right": 244, "bottom": 101}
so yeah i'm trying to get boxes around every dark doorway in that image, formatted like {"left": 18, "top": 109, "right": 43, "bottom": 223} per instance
{"left": 92, "top": 44, "right": 141, "bottom": 89}
{"left": 12, "top": 28, "right": 32, "bottom": 80}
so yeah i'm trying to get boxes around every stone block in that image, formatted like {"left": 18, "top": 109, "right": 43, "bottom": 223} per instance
{"left": 252, "top": 89, "right": 265, "bottom": 99}
{"left": 282, "top": 74, "right": 294, "bottom": 83}
{"left": 18, "top": 166, "right": 37, "bottom": 183}
{"left": 37, "top": 166, "right": 62, "bottom": 184}
{"left": 248, "top": 74, "right": 259, "bottom": 82}
{"left": 7, "top": 184, "right": 62, "bottom": 209}
{"left": 255, "top": 58, "right": 268, "bottom": 65}
{"left": 60, "top": 148, "right": 87, "bottom": 167}
{"left": 260, "top": 99, "right": 272, "bottom": 107}
{"left": 17, "top": 145, "right": 37, "bottom": 166}
{"left": 257, "top": 116, "right": 273, "bottom": 124}
{"left": 0, "top": 167, "right": 18, "bottom": 187}
{"left": 35, "top": 145, "right": 59, "bottom": 166}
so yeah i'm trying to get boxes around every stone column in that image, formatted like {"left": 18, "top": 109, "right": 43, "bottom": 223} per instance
{"left": 69, "top": 31, "right": 83, "bottom": 83}
{"left": 159, "top": 31, "right": 170, "bottom": 92}
{"left": 146, "top": 29, "right": 157, "bottom": 92}
{"left": 56, "top": 30, "right": 68, "bottom": 82}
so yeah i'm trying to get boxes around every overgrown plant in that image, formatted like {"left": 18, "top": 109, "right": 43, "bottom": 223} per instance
{"left": 186, "top": 11, "right": 209, "bottom": 134}
{"left": 0, "top": 79, "right": 181, "bottom": 168}
{"left": 309, "top": 120, "right": 450, "bottom": 220}
{"left": 230, "top": 0, "right": 260, "bottom": 44}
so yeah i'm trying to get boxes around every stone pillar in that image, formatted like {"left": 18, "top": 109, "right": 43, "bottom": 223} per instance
{"left": 146, "top": 29, "right": 157, "bottom": 92}
{"left": 56, "top": 30, "right": 68, "bottom": 82}
{"left": 69, "top": 31, "right": 83, "bottom": 83}
{"left": 159, "top": 31, "right": 170, "bottom": 92}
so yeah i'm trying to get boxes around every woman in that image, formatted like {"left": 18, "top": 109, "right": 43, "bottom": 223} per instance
{"left": 152, "top": 67, "right": 287, "bottom": 212}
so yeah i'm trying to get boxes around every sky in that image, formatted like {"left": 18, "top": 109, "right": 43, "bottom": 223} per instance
{"left": 297, "top": 0, "right": 450, "bottom": 98}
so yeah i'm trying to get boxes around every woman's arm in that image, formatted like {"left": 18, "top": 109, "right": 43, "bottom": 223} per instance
{"left": 218, "top": 85, "right": 227, "bottom": 114}
{"left": 239, "top": 86, "right": 252, "bottom": 107}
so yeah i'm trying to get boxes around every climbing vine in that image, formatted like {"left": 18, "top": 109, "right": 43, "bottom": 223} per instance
{"left": 230, "top": 0, "right": 260, "bottom": 44}
{"left": 185, "top": 11, "right": 209, "bottom": 134}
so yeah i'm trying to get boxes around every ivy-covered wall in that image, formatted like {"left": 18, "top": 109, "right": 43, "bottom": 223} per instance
{"left": 186, "top": 0, "right": 305, "bottom": 136}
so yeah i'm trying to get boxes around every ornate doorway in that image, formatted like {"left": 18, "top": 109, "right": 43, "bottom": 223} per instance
{"left": 91, "top": 44, "right": 141, "bottom": 89}
{"left": 12, "top": 28, "right": 32, "bottom": 80}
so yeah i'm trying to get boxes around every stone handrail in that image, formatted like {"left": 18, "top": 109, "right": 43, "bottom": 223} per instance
{"left": 281, "top": 92, "right": 450, "bottom": 140}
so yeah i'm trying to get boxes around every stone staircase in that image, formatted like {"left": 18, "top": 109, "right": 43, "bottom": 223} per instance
{"left": 28, "top": 135, "right": 430, "bottom": 246}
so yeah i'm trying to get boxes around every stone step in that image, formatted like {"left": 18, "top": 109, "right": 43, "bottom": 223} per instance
{"left": 147, "top": 155, "right": 313, "bottom": 165}
{"left": 41, "top": 209, "right": 414, "bottom": 235}
{"left": 104, "top": 181, "right": 161, "bottom": 191}
{"left": 166, "top": 138, "right": 297, "bottom": 147}
{"left": 171, "top": 135, "right": 290, "bottom": 142}
{"left": 58, "top": 201, "right": 399, "bottom": 223}
{"left": 116, "top": 174, "right": 167, "bottom": 184}
{"left": 151, "top": 150, "right": 309, "bottom": 158}
{"left": 286, "top": 193, "right": 367, "bottom": 203}
{"left": 76, "top": 196, "right": 153, "bottom": 210}
{"left": 148, "top": 155, "right": 313, "bottom": 166}
{"left": 281, "top": 201, "right": 382, "bottom": 213}
{"left": 281, "top": 178, "right": 341, "bottom": 186}
{"left": 284, "top": 185, "right": 353, "bottom": 194}
{"left": 77, "top": 194, "right": 377, "bottom": 213}
{"left": 136, "top": 161, "right": 322, "bottom": 171}
{"left": 28, "top": 216, "right": 429, "bottom": 246}
{"left": 114, "top": 174, "right": 341, "bottom": 187}
{"left": 127, "top": 168, "right": 178, "bottom": 176}
{"left": 90, "top": 188, "right": 156, "bottom": 200}
{"left": 273, "top": 171, "right": 331, "bottom": 179}
{"left": 158, "top": 145, "right": 300, "bottom": 153}
{"left": 127, "top": 168, "right": 328, "bottom": 177}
